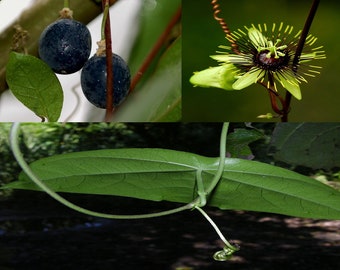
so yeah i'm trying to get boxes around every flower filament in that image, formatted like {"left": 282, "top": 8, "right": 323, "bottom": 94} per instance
{"left": 257, "top": 39, "right": 287, "bottom": 59}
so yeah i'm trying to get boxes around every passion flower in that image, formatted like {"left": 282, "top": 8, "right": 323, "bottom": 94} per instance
{"left": 190, "top": 22, "right": 325, "bottom": 100}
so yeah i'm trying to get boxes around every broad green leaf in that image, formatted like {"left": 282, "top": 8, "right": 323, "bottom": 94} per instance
{"left": 4, "top": 148, "right": 340, "bottom": 219}
{"left": 270, "top": 123, "right": 340, "bottom": 170}
{"left": 226, "top": 128, "right": 264, "bottom": 158}
{"left": 190, "top": 64, "right": 237, "bottom": 90}
{"left": 6, "top": 52, "right": 63, "bottom": 121}
{"left": 113, "top": 37, "right": 181, "bottom": 122}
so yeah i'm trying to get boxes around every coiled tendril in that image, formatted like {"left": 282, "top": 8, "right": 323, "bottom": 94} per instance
{"left": 211, "top": 0, "right": 240, "bottom": 54}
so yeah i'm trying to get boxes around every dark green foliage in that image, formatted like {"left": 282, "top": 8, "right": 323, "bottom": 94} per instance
{"left": 270, "top": 123, "right": 340, "bottom": 170}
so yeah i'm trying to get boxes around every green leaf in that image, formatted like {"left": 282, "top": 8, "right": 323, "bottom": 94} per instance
{"left": 270, "top": 123, "right": 340, "bottom": 170}
{"left": 4, "top": 148, "right": 340, "bottom": 219}
{"left": 114, "top": 37, "right": 181, "bottom": 121}
{"left": 5, "top": 52, "right": 63, "bottom": 121}
{"left": 190, "top": 64, "right": 237, "bottom": 90}
{"left": 226, "top": 128, "right": 264, "bottom": 158}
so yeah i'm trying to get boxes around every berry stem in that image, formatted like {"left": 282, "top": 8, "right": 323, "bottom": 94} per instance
{"left": 101, "top": 0, "right": 114, "bottom": 121}
{"left": 129, "top": 6, "right": 181, "bottom": 93}
{"left": 64, "top": 0, "right": 70, "bottom": 8}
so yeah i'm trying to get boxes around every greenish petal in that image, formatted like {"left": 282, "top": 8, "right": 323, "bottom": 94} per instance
{"left": 274, "top": 71, "right": 302, "bottom": 100}
{"left": 232, "top": 67, "right": 263, "bottom": 90}
{"left": 248, "top": 28, "right": 268, "bottom": 48}
{"left": 190, "top": 64, "right": 238, "bottom": 90}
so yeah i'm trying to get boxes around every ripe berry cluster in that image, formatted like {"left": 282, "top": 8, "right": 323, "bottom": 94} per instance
{"left": 38, "top": 16, "right": 130, "bottom": 109}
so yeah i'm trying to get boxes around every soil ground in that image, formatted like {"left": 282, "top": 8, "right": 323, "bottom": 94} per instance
{"left": 1, "top": 191, "right": 340, "bottom": 270}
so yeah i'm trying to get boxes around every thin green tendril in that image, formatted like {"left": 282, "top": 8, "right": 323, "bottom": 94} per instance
{"left": 204, "top": 122, "right": 229, "bottom": 196}
{"left": 195, "top": 205, "right": 239, "bottom": 261}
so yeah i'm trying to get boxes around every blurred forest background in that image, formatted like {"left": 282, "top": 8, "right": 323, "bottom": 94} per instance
{"left": 183, "top": 0, "right": 340, "bottom": 121}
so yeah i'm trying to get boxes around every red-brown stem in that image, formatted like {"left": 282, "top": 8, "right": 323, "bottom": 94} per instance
{"left": 129, "top": 7, "right": 182, "bottom": 93}
{"left": 281, "top": 92, "right": 291, "bottom": 122}
{"left": 266, "top": 74, "right": 286, "bottom": 118}
{"left": 211, "top": 0, "right": 240, "bottom": 54}
{"left": 284, "top": 0, "right": 320, "bottom": 122}
{"left": 102, "top": 0, "right": 114, "bottom": 122}
{"left": 269, "top": 91, "right": 283, "bottom": 115}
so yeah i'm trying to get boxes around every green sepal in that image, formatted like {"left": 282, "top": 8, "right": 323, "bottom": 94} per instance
{"left": 190, "top": 64, "right": 238, "bottom": 90}
{"left": 275, "top": 70, "right": 302, "bottom": 100}
{"left": 232, "top": 67, "right": 263, "bottom": 90}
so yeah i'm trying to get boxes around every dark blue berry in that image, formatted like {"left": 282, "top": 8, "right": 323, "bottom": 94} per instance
{"left": 81, "top": 54, "right": 131, "bottom": 108}
{"left": 39, "top": 19, "right": 91, "bottom": 74}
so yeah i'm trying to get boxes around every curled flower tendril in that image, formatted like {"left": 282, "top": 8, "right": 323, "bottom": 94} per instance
{"left": 211, "top": 0, "right": 239, "bottom": 54}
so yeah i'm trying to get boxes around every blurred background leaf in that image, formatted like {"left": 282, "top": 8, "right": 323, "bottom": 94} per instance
{"left": 270, "top": 123, "right": 340, "bottom": 170}
{"left": 113, "top": 36, "right": 181, "bottom": 121}
{"left": 113, "top": 0, "right": 181, "bottom": 121}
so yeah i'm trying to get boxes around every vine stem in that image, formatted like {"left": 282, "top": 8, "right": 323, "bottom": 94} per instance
{"left": 204, "top": 122, "right": 229, "bottom": 196}
{"left": 102, "top": 0, "right": 114, "bottom": 122}
{"left": 283, "top": 0, "right": 320, "bottom": 122}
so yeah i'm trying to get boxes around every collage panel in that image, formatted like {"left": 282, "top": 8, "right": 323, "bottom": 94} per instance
{"left": 0, "top": 0, "right": 181, "bottom": 122}
{"left": 0, "top": 0, "right": 340, "bottom": 269}
{"left": 1, "top": 122, "right": 340, "bottom": 269}
{"left": 183, "top": 0, "right": 340, "bottom": 122}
